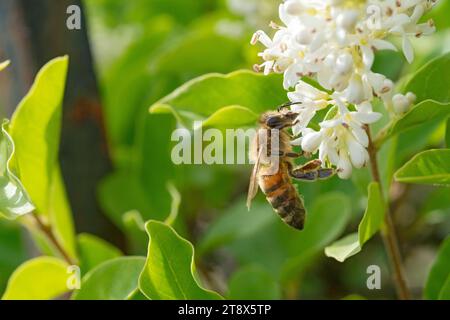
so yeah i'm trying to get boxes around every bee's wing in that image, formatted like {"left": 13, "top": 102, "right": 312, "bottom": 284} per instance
{"left": 247, "top": 147, "right": 263, "bottom": 211}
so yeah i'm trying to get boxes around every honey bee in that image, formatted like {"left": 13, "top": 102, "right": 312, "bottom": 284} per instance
{"left": 247, "top": 103, "right": 335, "bottom": 230}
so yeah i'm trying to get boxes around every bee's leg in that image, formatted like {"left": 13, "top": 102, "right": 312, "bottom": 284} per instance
{"left": 279, "top": 151, "right": 303, "bottom": 158}
{"left": 288, "top": 160, "right": 335, "bottom": 181}
{"left": 272, "top": 150, "right": 303, "bottom": 158}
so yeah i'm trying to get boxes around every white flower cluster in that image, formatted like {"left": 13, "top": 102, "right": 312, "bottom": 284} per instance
{"left": 252, "top": 0, "right": 438, "bottom": 178}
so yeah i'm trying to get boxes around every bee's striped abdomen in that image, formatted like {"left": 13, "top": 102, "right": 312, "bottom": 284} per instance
{"left": 260, "top": 172, "right": 306, "bottom": 230}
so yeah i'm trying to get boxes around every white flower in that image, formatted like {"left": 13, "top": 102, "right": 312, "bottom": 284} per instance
{"left": 366, "top": 0, "right": 437, "bottom": 63}
{"left": 287, "top": 80, "right": 330, "bottom": 134}
{"left": 253, "top": 0, "right": 439, "bottom": 178}
{"left": 293, "top": 101, "right": 382, "bottom": 179}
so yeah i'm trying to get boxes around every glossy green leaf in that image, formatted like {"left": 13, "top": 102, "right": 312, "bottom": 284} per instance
{"left": 325, "top": 182, "right": 385, "bottom": 262}
{"left": 2, "top": 257, "right": 69, "bottom": 300}
{"left": 425, "top": 237, "right": 450, "bottom": 300}
{"left": 127, "top": 289, "right": 149, "bottom": 300}
{"left": 149, "top": 70, "right": 286, "bottom": 128}
{"left": 404, "top": 52, "right": 450, "bottom": 104}
{"left": 72, "top": 257, "right": 145, "bottom": 300}
{"left": 395, "top": 149, "right": 450, "bottom": 186}
{"left": 136, "top": 113, "right": 176, "bottom": 219}
{"left": 139, "top": 220, "right": 222, "bottom": 300}
{"left": 324, "top": 233, "right": 361, "bottom": 263}
{"left": 202, "top": 106, "right": 258, "bottom": 129}
{"left": 77, "top": 233, "right": 122, "bottom": 273}
{"left": 376, "top": 52, "right": 450, "bottom": 145}
{"left": 378, "top": 100, "right": 450, "bottom": 144}
{"left": 228, "top": 266, "right": 281, "bottom": 300}
{"left": 424, "top": 0, "right": 450, "bottom": 30}
{"left": 358, "top": 183, "right": 385, "bottom": 244}
{"left": 9, "top": 56, "right": 69, "bottom": 216}
{"left": 0, "top": 120, "right": 34, "bottom": 219}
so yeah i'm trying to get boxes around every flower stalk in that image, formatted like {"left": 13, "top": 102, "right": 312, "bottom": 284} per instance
{"left": 31, "top": 212, "right": 75, "bottom": 265}
{"left": 366, "top": 125, "right": 411, "bottom": 300}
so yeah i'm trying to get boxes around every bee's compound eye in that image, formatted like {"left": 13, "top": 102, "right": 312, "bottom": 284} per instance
{"left": 266, "top": 116, "right": 283, "bottom": 128}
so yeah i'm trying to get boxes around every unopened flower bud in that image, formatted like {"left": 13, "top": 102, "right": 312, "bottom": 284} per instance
{"left": 392, "top": 93, "right": 411, "bottom": 114}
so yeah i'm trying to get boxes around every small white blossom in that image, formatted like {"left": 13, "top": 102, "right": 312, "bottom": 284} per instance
{"left": 253, "top": 0, "right": 438, "bottom": 179}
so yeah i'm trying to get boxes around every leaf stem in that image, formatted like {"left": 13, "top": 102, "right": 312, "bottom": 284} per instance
{"left": 366, "top": 125, "right": 411, "bottom": 300}
{"left": 31, "top": 212, "right": 75, "bottom": 265}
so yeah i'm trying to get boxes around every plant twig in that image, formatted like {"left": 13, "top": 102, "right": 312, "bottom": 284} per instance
{"left": 366, "top": 125, "right": 411, "bottom": 300}
{"left": 31, "top": 212, "right": 75, "bottom": 265}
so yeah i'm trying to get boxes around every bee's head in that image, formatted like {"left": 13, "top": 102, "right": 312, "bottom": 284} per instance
{"left": 260, "top": 110, "right": 298, "bottom": 129}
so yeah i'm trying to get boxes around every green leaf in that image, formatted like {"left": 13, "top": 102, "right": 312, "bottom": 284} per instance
{"left": 77, "top": 233, "right": 122, "bottom": 273}
{"left": 72, "top": 257, "right": 145, "bottom": 300}
{"left": 202, "top": 106, "right": 258, "bottom": 129}
{"left": 378, "top": 100, "right": 450, "bottom": 144}
{"left": 2, "top": 257, "right": 69, "bottom": 300}
{"left": 439, "top": 277, "right": 450, "bottom": 300}
{"left": 123, "top": 210, "right": 148, "bottom": 255}
{"left": 228, "top": 266, "right": 281, "bottom": 300}
{"left": 136, "top": 113, "right": 177, "bottom": 218}
{"left": 358, "top": 183, "right": 385, "bottom": 244}
{"left": 0, "top": 120, "right": 34, "bottom": 219}
{"left": 127, "top": 288, "right": 149, "bottom": 300}
{"left": 395, "top": 149, "right": 450, "bottom": 186}
{"left": 404, "top": 52, "right": 450, "bottom": 104}
{"left": 376, "top": 52, "right": 450, "bottom": 146}
{"left": 9, "top": 56, "right": 69, "bottom": 216}
{"left": 149, "top": 70, "right": 286, "bottom": 128}
{"left": 325, "top": 182, "right": 385, "bottom": 262}
{"left": 425, "top": 236, "right": 450, "bottom": 300}
{"left": 324, "top": 233, "right": 361, "bottom": 263}
{"left": 139, "top": 220, "right": 223, "bottom": 300}
{"left": 424, "top": 0, "right": 450, "bottom": 30}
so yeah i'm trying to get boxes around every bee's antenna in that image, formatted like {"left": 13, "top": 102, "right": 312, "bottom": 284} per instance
{"left": 277, "top": 101, "right": 302, "bottom": 112}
